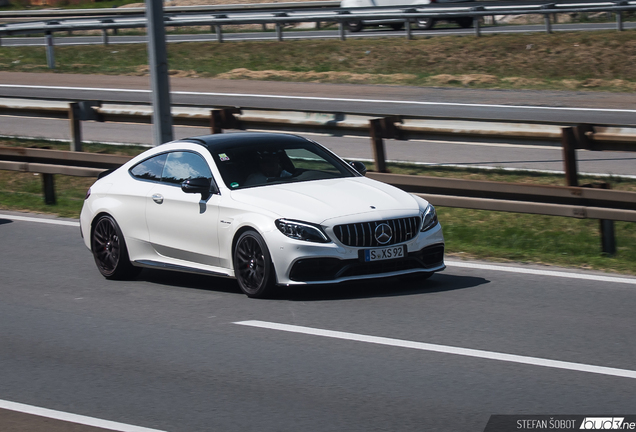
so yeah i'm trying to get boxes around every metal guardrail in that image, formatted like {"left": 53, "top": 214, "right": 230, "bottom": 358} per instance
{"left": 1, "top": 96, "right": 635, "bottom": 255}
{"left": 0, "top": 1, "right": 341, "bottom": 19}
{"left": 2, "top": 95, "right": 636, "bottom": 258}
{"left": 1, "top": 0, "right": 635, "bottom": 41}
{"left": 1, "top": 144, "right": 634, "bottom": 255}
{"left": 2, "top": 147, "right": 635, "bottom": 223}
{"left": 1, "top": 96, "right": 635, "bottom": 166}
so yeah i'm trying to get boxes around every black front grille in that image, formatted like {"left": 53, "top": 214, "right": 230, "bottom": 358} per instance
{"left": 333, "top": 216, "right": 421, "bottom": 247}
{"left": 289, "top": 243, "right": 445, "bottom": 282}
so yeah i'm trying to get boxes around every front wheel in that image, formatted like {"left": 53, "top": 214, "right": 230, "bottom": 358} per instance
{"left": 346, "top": 20, "right": 364, "bottom": 32}
{"left": 91, "top": 215, "right": 140, "bottom": 280}
{"left": 416, "top": 17, "right": 435, "bottom": 30}
{"left": 233, "top": 230, "right": 276, "bottom": 298}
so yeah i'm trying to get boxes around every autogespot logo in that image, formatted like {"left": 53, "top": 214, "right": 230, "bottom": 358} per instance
{"left": 374, "top": 223, "right": 393, "bottom": 245}
{"left": 580, "top": 418, "right": 632, "bottom": 429}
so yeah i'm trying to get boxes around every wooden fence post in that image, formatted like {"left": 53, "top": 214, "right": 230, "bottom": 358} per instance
{"left": 369, "top": 116, "right": 401, "bottom": 173}
{"left": 369, "top": 119, "right": 387, "bottom": 173}
{"left": 69, "top": 102, "right": 82, "bottom": 152}
{"left": 561, "top": 127, "right": 578, "bottom": 187}
{"left": 210, "top": 108, "right": 242, "bottom": 134}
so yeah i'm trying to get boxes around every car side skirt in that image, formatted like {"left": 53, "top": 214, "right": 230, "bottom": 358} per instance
{"left": 134, "top": 260, "right": 233, "bottom": 279}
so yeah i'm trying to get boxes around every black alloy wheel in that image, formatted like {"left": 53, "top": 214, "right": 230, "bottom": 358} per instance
{"left": 91, "top": 215, "right": 140, "bottom": 280}
{"left": 234, "top": 230, "right": 275, "bottom": 298}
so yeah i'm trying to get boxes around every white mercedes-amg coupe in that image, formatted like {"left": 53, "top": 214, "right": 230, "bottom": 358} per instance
{"left": 80, "top": 132, "right": 445, "bottom": 298}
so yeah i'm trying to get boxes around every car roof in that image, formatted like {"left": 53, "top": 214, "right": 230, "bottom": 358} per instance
{"left": 175, "top": 132, "right": 311, "bottom": 152}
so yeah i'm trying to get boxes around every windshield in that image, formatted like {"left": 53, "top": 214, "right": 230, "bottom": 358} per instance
{"left": 211, "top": 139, "right": 358, "bottom": 190}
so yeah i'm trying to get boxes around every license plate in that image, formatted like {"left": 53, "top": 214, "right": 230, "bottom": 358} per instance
{"left": 363, "top": 245, "right": 406, "bottom": 262}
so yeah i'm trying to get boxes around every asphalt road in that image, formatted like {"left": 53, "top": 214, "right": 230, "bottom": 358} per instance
{"left": 1, "top": 212, "right": 636, "bottom": 431}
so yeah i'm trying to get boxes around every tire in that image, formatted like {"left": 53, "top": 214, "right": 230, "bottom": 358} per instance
{"left": 390, "top": 22, "right": 404, "bottom": 31}
{"left": 416, "top": 17, "right": 435, "bottom": 30}
{"left": 233, "top": 230, "right": 276, "bottom": 298}
{"left": 91, "top": 215, "right": 140, "bottom": 280}
{"left": 346, "top": 20, "right": 364, "bottom": 32}
{"left": 456, "top": 17, "right": 473, "bottom": 28}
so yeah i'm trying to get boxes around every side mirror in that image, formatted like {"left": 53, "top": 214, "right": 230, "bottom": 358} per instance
{"left": 181, "top": 177, "right": 217, "bottom": 200}
{"left": 349, "top": 161, "right": 367, "bottom": 176}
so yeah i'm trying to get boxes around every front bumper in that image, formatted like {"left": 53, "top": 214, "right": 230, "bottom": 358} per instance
{"left": 289, "top": 243, "right": 444, "bottom": 282}
{"left": 267, "top": 222, "right": 445, "bottom": 286}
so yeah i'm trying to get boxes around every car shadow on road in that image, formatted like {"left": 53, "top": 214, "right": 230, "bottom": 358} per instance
{"left": 137, "top": 269, "right": 489, "bottom": 301}
{"left": 138, "top": 269, "right": 240, "bottom": 295}
{"left": 273, "top": 273, "right": 489, "bottom": 301}
{"left": 0, "top": 218, "right": 14, "bottom": 226}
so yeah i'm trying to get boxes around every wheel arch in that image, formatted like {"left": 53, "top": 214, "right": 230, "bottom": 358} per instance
{"left": 230, "top": 224, "right": 281, "bottom": 284}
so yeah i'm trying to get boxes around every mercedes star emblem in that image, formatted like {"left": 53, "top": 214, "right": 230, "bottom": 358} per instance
{"left": 374, "top": 223, "right": 393, "bottom": 245}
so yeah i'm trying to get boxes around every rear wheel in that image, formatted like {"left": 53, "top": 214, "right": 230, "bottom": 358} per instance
{"left": 346, "top": 20, "right": 364, "bottom": 32}
{"left": 234, "top": 230, "right": 276, "bottom": 298}
{"left": 416, "top": 17, "right": 435, "bottom": 30}
{"left": 456, "top": 17, "right": 473, "bottom": 28}
{"left": 91, "top": 215, "right": 140, "bottom": 280}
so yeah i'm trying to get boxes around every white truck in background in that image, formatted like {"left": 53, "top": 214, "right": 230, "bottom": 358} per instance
{"left": 340, "top": 0, "right": 474, "bottom": 32}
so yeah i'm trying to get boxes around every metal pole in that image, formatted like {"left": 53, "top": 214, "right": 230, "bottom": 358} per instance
{"left": 45, "top": 32, "right": 55, "bottom": 69}
{"left": 275, "top": 23, "right": 283, "bottom": 41}
{"left": 145, "top": 0, "right": 173, "bottom": 145}
{"left": 544, "top": 14, "right": 552, "bottom": 33}
{"left": 474, "top": 17, "right": 480, "bottom": 37}
{"left": 102, "top": 29, "right": 109, "bottom": 46}
{"left": 42, "top": 174, "right": 56, "bottom": 205}
{"left": 600, "top": 219, "right": 616, "bottom": 255}
{"left": 405, "top": 20, "right": 412, "bottom": 40}
{"left": 339, "top": 22, "right": 346, "bottom": 41}
{"left": 617, "top": 11, "right": 623, "bottom": 31}
{"left": 216, "top": 25, "right": 223, "bottom": 43}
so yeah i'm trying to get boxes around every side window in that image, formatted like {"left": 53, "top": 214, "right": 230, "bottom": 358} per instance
{"left": 161, "top": 151, "right": 212, "bottom": 185}
{"left": 129, "top": 153, "right": 168, "bottom": 182}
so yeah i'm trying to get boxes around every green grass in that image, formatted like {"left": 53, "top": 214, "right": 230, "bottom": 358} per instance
{"left": 1, "top": 138, "right": 634, "bottom": 275}
{"left": 1, "top": 30, "right": 635, "bottom": 91}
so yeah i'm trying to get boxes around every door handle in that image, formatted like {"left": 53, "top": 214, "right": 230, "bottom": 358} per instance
{"left": 152, "top": 193, "right": 164, "bottom": 204}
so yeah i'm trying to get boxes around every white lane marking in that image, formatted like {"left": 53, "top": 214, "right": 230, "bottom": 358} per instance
{"left": 0, "top": 214, "right": 79, "bottom": 227}
{"left": 0, "top": 399, "right": 166, "bottom": 432}
{"left": 235, "top": 320, "right": 636, "bottom": 380}
{"left": 1, "top": 84, "right": 636, "bottom": 114}
{"left": 2, "top": 214, "right": 635, "bottom": 285}
{"left": 445, "top": 260, "right": 636, "bottom": 285}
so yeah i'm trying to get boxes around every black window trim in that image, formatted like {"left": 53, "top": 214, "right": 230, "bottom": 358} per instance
{"left": 128, "top": 149, "right": 220, "bottom": 193}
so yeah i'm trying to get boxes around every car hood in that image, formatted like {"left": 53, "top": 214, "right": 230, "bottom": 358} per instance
{"left": 229, "top": 177, "right": 421, "bottom": 224}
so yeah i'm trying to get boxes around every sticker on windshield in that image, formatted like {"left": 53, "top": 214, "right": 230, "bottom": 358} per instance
{"left": 230, "top": 182, "right": 239, "bottom": 188}
{"left": 219, "top": 153, "right": 230, "bottom": 161}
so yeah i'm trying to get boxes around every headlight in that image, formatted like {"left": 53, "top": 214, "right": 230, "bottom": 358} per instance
{"left": 275, "top": 219, "right": 330, "bottom": 243}
{"left": 420, "top": 204, "right": 438, "bottom": 232}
